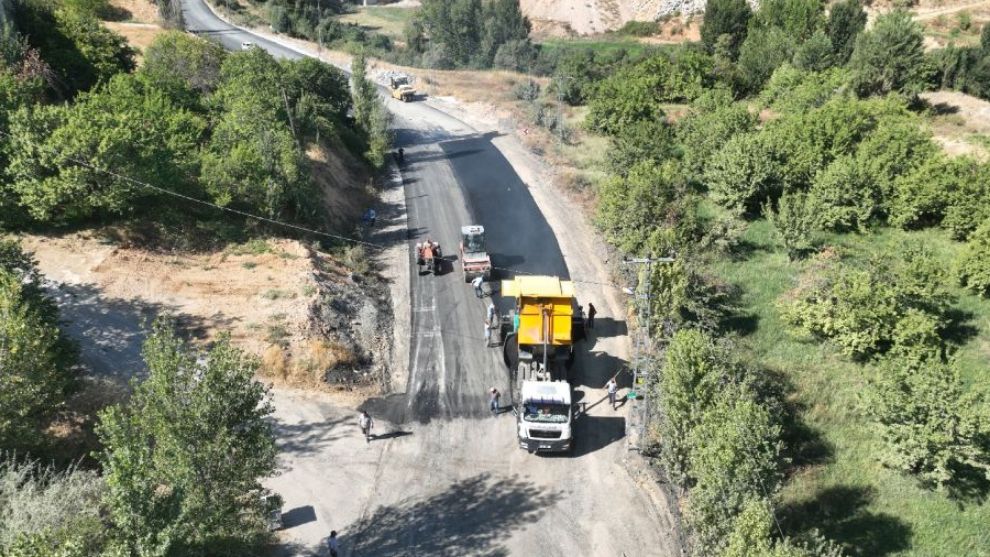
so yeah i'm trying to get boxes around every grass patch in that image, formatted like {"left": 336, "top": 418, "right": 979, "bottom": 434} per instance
{"left": 713, "top": 222, "right": 990, "bottom": 556}
{"left": 227, "top": 238, "right": 272, "bottom": 256}
{"left": 337, "top": 6, "right": 416, "bottom": 42}
{"left": 262, "top": 289, "right": 293, "bottom": 300}
{"left": 241, "top": 261, "right": 257, "bottom": 270}
{"left": 537, "top": 37, "right": 659, "bottom": 58}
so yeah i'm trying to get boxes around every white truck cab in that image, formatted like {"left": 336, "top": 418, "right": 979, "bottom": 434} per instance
{"left": 518, "top": 380, "right": 572, "bottom": 453}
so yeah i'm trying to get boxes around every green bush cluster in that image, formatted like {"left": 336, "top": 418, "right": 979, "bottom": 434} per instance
{"left": 956, "top": 219, "right": 990, "bottom": 297}
{"left": 782, "top": 242, "right": 951, "bottom": 360}
{"left": 0, "top": 30, "right": 384, "bottom": 228}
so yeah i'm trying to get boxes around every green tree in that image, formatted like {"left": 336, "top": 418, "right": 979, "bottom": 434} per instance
{"left": 687, "top": 384, "right": 784, "bottom": 556}
{"left": 792, "top": 30, "right": 833, "bottom": 71}
{"left": 827, "top": 0, "right": 867, "bottom": 64}
{"left": 889, "top": 155, "right": 983, "bottom": 232}
{"left": 0, "top": 241, "right": 75, "bottom": 452}
{"left": 755, "top": 0, "right": 825, "bottom": 41}
{"left": 701, "top": 0, "right": 752, "bottom": 57}
{"left": 657, "top": 329, "right": 730, "bottom": 486}
{"left": 678, "top": 92, "right": 757, "bottom": 183}
{"left": 809, "top": 154, "right": 876, "bottom": 232}
{"left": 849, "top": 10, "right": 927, "bottom": 97}
{"left": 705, "top": 132, "right": 781, "bottom": 215}
{"left": 96, "top": 319, "right": 277, "bottom": 555}
{"left": 480, "top": 0, "right": 531, "bottom": 66}
{"left": 413, "top": 0, "right": 483, "bottom": 66}
{"left": 736, "top": 26, "right": 797, "bottom": 93}
{"left": 141, "top": 31, "right": 227, "bottom": 95}
{"left": 605, "top": 118, "right": 677, "bottom": 176}
{"left": 854, "top": 114, "right": 936, "bottom": 209}
{"left": 764, "top": 192, "right": 819, "bottom": 260}
{"left": 13, "top": 0, "right": 135, "bottom": 97}
{"left": 6, "top": 74, "right": 206, "bottom": 224}
{"left": 957, "top": 219, "right": 990, "bottom": 297}
{"left": 350, "top": 52, "right": 392, "bottom": 168}
{"left": 868, "top": 360, "right": 990, "bottom": 492}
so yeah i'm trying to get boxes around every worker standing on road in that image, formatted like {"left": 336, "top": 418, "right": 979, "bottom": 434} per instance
{"left": 359, "top": 411, "right": 374, "bottom": 443}
{"left": 484, "top": 318, "right": 493, "bottom": 346}
{"left": 587, "top": 302, "right": 597, "bottom": 330}
{"left": 490, "top": 388, "right": 501, "bottom": 416}
{"left": 606, "top": 377, "right": 618, "bottom": 410}
{"left": 327, "top": 531, "right": 339, "bottom": 557}
{"left": 472, "top": 275, "right": 484, "bottom": 298}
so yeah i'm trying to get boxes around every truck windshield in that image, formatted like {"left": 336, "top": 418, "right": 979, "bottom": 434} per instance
{"left": 463, "top": 234, "right": 484, "bottom": 253}
{"left": 522, "top": 403, "right": 569, "bottom": 423}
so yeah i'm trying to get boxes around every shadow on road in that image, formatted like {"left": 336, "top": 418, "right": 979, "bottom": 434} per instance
{"left": 274, "top": 415, "right": 353, "bottom": 457}
{"left": 572, "top": 415, "right": 625, "bottom": 458}
{"left": 343, "top": 473, "right": 558, "bottom": 556}
{"left": 281, "top": 505, "right": 318, "bottom": 529}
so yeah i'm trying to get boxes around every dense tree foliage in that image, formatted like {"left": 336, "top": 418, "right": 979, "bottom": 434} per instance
{"left": 0, "top": 240, "right": 75, "bottom": 452}
{"left": 97, "top": 320, "right": 277, "bottom": 555}
{"left": 957, "top": 220, "right": 990, "bottom": 297}
{"left": 868, "top": 360, "right": 990, "bottom": 492}
{"left": 849, "top": 10, "right": 927, "bottom": 97}
{"left": 700, "top": 0, "right": 752, "bottom": 57}
{"left": 826, "top": 0, "right": 866, "bottom": 64}
{"left": 405, "top": 0, "right": 532, "bottom": 69}
{"left": 764, "top": 192, "right": 818, "bottom": 260}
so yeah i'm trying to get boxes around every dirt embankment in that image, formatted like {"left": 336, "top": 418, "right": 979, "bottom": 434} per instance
{"left": 21, "top": 233, "right": 392, "bottom": 392}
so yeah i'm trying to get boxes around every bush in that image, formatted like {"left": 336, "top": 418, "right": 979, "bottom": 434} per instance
{"left": 686, "top": 384, "right": 784, "bottom": 556}
{"left": 617, "top": 20, "right": 661, "bottom": 37}
{"left": 793, "top": 30, "right": 834, "bottom": 72}
{"left": 141, "top": 31, "right": 227, "bottom": 96}
{"left": 596, "top": 161, "right": 692, "bottom": 254}
{"left": 809, "top": 155, "right": 876, "bottom": 232}
{"left": 705, "top": 132, "right": 781, "bottom": 215}
{"left": 512, "top": 79, "right": 540, "bottom": 101}
{"left": 957, "top": 220, "right": 990, "bottom": 297}
{"left": 605, "top": 118, "right": 677, "bottom": 176}
{"left": 493, "top": 39, "right": 536, "bottom": 72}
{"left": 0, "top": 457, "right": 106, "bottom": 553}
{"left": 868, "top": 360, "right": 990, "bottom": 492}
{"left": 889, "top": 155, "right": 985, "bottom": 232}
{"left": 764, "top": 192, "right": 819, "bottom": 260}
{"left": 678, "top": 94, "right": 756, "bottom": 183}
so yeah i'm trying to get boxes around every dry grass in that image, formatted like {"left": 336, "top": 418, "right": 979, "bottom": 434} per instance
{"left": 103, "top": 22, "right": 166, "bottom": 60}
{"left": 106, "top": 0, "right": 160, "bottom": 23}
{"left": 923, "top": 90, "right": 990, "bottom": 159}
{"left": 260, "top": 339, "right": 358, "bottom": 388}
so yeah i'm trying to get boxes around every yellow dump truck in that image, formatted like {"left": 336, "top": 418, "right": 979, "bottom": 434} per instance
{"left": 499, "top": 275, "right": 580, "bottom": 453}
{"left": 389, "top": 74, "right": 415, "bottom": 102}
{"left": 499, "top": 275, "right": 579, "bottom": 382}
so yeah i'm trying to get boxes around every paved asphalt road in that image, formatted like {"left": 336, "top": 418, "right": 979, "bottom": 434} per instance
{"left": 181, "top": 0, "right": 570, "bottom": 422}
{"left": 177, "top": 5, "right": 682, "bottom": 556}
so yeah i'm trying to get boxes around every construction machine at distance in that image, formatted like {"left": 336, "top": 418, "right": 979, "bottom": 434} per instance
{"left": 389, "top": 74, "right": 415, "bottom": 102}
{"left": 499, "top": 275, "right": 580, "bottom": 453}
{"left": 460, "top": 225, "right": 492, "bottom": 282}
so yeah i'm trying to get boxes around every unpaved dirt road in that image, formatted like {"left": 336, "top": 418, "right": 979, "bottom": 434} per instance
{"left": 41, "top": 2, "right": 683, "bottom": 555}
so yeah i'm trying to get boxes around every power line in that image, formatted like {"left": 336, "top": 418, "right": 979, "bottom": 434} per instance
{"left": 0, "top": 128, "right": 385, "bottom": 250}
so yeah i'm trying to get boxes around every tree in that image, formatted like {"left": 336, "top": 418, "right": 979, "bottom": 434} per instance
{"left": 0, "top": 241, "right": 75, "bottom": 451}
{"left": 764, "top": 192, "right": 819, "bottom": 260}
{"left": 736, "top": 27, "right": 797, "bottom": 93}
{"left": 868, "top": 360, "right": 990, "bottom": 493}
{"left": 96, "top": 319, "right": 277, "bottom": 555}
{"left": 957, "top": 219, "right": 990, "bottom": 297}
{"left": 6, "top": 74, "right": 206, "bottom": 224}
{"left": 350, "top": 52, "right": 392, "bottom": 168}
{"left": 686, "top": 384, "right": 784, "bottom": 556}
{"left": 657, "top": 329, "right": 731, "bottom": 486}
{"left": 827, "top": 0, "right": 867, "bottom": 64}
{"left": 678, "top": 92, "right": 757, "bottom": 183}
{"left": 141, "top": 31, "right": 227, "bottom": 95}
{"left": 809, "top": 155, "right": 876, "bottom": 232}
{"left": 792, "top": 30, "right": 833, "bottom": 71}
{"left": 13, "top": 0, "right": 135, "bottom": 97}
{"left": 413, "top": 0, "right": 483, "bottom": 67}
{"left": 705, "top": 132, "right": 781, "bottom": 215}
{"left": 701, "top": 0, "right": 752, "bottom": 57}
{"left": 849, "top": 10, "right": 928, "bottom": 97}
{"left": 755, "top": 0, "right": 825, "bottom": 41}
{"left": 480, "top": 0, "right": 531, "bottom": 66}
{"left": 889, "top": 155, "right": 982, "bottom": 231}
{"left": 605, "top": 118, "right": 677, "bottom": 177}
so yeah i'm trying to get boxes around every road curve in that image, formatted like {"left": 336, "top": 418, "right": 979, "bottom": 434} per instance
{"left": 178, "top": 5, "right": 681, "bottom": 556}
{"left": 180, "top": 0, "right": 569, "bottom": 422}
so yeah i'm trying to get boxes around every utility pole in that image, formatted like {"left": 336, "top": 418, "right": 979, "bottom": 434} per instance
{"left": 622, "top": 256, "right": 674, "bottom": 450}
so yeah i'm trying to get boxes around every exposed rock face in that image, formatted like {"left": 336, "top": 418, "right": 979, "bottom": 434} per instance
{"left": 521, "top": 0, "right": 759, "bottom": 35}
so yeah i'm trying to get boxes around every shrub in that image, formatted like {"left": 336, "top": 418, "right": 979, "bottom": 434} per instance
{"left": 957, "top": 220, "right": 990, "bottom": 297}
{"left": 793, "top": 30, "right": 834, "bottom": 72}
{"left": 809, "top": 154, "right": 876, "bottom": 232}
{"left": 868, "top": 360, "right": 990, "bottom": 492}
{"left": 512, "top": 79, "right": 540, "bottom": 101}
{"left": 764, "top": 192, "right": 819, "bottom": 260}
{"left": 736, "top": 26, "right": 796, "bottom": 93}
{"left": 889, "top": 155, "right": 984, "bottom": 232}
{"left": 605, "top": 119, "right": 677, "bottom": 176}
{"left": 705, "top": 132, "right": 781, "bottom": 215}
{"left": 493, "top": 39, "right": 536, "bottom": 72}
{"left": 686, "top": 384, "right": 784, "bottom": 556}
{"left": 854, "top": 114, "right": 936, "bottom": 207}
